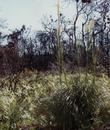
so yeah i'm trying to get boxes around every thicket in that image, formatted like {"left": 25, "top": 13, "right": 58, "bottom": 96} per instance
{"left": 0, "top": 0, "right": 109, "bottom": 76}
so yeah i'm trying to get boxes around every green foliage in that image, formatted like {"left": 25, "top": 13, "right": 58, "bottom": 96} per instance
{"left": 0, "top": 72, "right": 110, "bottom": 129}
{"left": 46, "top": 76, "right": 101, "bottom": 130}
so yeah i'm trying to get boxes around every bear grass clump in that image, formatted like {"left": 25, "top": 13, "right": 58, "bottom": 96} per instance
{"left": 46, "top": 76, "right": 104, "bottom": 130}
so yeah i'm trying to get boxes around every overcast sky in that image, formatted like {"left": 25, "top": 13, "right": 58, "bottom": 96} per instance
{"left": 0, "top": 0, "right": 76, "bottom": 31}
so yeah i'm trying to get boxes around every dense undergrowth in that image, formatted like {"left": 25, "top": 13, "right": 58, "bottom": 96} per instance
{"left": 0, "top": 71, "right": 110, "bottom": 130}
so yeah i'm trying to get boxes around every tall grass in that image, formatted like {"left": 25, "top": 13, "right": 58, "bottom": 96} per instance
{"left": 0, "top": 73, "right": 110, "bottom": 129}
{"left": 46, "top": 75, "right": 103, "bottom": 130}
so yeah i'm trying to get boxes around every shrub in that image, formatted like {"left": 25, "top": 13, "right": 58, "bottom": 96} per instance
{"left": 47, "top": 76, "right": 102, "bottom": 130}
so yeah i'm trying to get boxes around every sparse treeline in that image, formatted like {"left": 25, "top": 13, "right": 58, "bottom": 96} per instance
{"left": 0, "top": 0, "right": 110, "bottom": 76}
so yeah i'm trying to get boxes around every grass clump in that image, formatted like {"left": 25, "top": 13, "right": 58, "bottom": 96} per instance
{"left": 45, "top": 76, "right": 102, "bottom": 130}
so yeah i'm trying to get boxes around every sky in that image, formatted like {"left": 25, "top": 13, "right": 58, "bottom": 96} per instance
{"left": 0, "top": 0, "right": 75, "bottom": 32}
